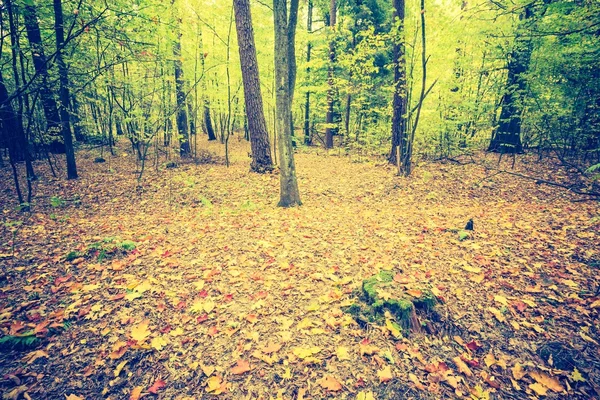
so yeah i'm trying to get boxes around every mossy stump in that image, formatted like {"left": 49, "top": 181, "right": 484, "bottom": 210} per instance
{"left": 345, "top": 270, "right": 437, "bottom": 336}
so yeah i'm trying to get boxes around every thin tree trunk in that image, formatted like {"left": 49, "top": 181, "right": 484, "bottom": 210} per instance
{"left": 54, "top": 0, "right": 77, "bottom": 179}
{"left": 198, "top": 25, "right": 217, "bottom": 141}
{"left": 172, "top": 0, "right": 190, "bottom": 156}
{"left": 303, "top": 0, "right": 313, "bottom": 145}
{"left": 22, "top": 1, "right": 63, "bottom": 153}
{"left": 389, "top": 0, "right": 408, "bottom": 167}
{"left": 325, "top": 0, "right": 337, "bottom": 149}
{"left": 273, "top": 0, "right": 301, "bottom": 207}
{"left": 234, "top": 0, "right": 274, "bottom": 172}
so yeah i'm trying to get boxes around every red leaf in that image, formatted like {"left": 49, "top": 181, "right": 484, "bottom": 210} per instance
{"left": 148, "top": 379, "right": 166, "bottom": 394}
{"left": 197, "top": 314, "right": 209, "bottom": 323}
{"left": 465, "top": 340, "right": 482, "bottom": 351}
{"left": 198, "top": 290, "right": 208, "bottom": 298}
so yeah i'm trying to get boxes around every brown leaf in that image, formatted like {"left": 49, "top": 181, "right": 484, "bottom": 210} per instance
{"left": 452, "top": 356, "right": 473, "bottom": 377}
{"left": 230, "top": 359, "right": 251, "bottom": 375}
{"left": 318, "top": 375, "right": 343, "bottom": 391}
{"left": 129, "top": 386, "right": 143, "bottom": 400}
{"left": 529, "top": 371, "right": 564, "bottom": 393}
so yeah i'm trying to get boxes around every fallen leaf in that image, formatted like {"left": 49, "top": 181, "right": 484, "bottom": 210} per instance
{"left": 453, "top": 356, "right": 473, "bottom": 377}
{"left": 148, "top": 379, "right": 166, "bottom": 394}
{"left": 130, "top": 319, "right": 151, "bottom": 342}
{"left": 206, "top": 376, "right": 226, "bottom": 394}
{"left": 318, "top": 375, "right": 342, "bottom": 391}
{"left": 230, "top": 359, "right": 251, "bottom": 375}
{"left": 114, "top": 360, "right": 128, "bottom": 377}
{"left": 336, "top": 346, "right": 351, "bottom": 361}
{"left": 570, "top": 368, "right": 585, "bottom": 382}
{"left": 512, "top": 363, "right": 526, "bottom": 380}
{"left": 129, "top": 387, "right": 143, "bottom": 400}
{"left": 529, "top": 371, "right": 564, "bottom": 392}
{"left": 409, "top": 373, "right": 426, "bottom": 390}
{"left": 529, "top": 382, "right": 548, "bottom": 396}
{"left": 377, "top": 366, "right": 393, "bottom": 383}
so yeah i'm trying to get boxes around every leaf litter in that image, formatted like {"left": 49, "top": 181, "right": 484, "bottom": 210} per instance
{"left": 0, "top": 141, "right": 599, "bottom": 398}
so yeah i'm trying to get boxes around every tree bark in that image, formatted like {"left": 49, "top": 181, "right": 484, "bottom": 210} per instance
{"left": 324, "top": 0, "right": 337, "bottom": 149}
{"left": 172, "top": 0, "right": 190, "bottom": 156}
{"left": 487, "top": 7, "right": 533, "bottom": 154}
{"left": 54, "top": 0, "right": 78, "bottom": 179}
{"left": 234, "top": 0, "right": 274, "bottom": 172}
{"left": 198, "top": 24, "right": 216, "bottom": 141}
{"left": 273, "top": 0, "right": 301, "bottom": 207}
{"left": 389, "top": 0, "right": 408, "bottom": 167}
{"left": 22, "top": 1, "right": 63, "bottom": 153}
{"left": 303, "top": 0, "right": 313, "bottom": 145}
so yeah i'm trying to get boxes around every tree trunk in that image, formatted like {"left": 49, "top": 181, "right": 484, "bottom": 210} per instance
{"left": 234, "top": 0, "right": 274, "bottom": 172}
{"left": 487, "top": 8, "right": 533, "bottom": 154}
{"left": 324, "top": 0, "right": 337, "bottom": 149}
{"left": 389, "top": 0, "right": 408, "bottom": 166}
{"left": 22, "top": 1, "right": 63, "bottom": 153}
{"left": 198, "top": 25, "right": 216, "bottom": 141}
{"left": 303, "top": 0, "right": 313, "bottom": 146}
{"left": 54, "top": 0, "right": 77, "bottom": 179}
{"left": 273, "top": 0, "right": 301, "bottom": 207}
{"left": 172, "top": 1, "right": 190, "bottom": 157}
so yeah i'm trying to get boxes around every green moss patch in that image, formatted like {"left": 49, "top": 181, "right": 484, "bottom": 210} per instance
{"left": 343, "top": 270, "right": 438, "bottom": 335}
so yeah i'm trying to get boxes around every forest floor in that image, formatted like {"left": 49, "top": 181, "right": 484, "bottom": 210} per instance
{"left": 0, "top": 137, "right": 599, "bottom": 400}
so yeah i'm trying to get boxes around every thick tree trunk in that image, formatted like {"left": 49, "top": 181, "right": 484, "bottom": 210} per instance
{"left": 274, "top": 0, "right": 301, "bottom": 207}
{"left": 234, "top": 0, "right": 274, "bottom": 172}
{"left": 22, "top": 1, "right": 63, "bottom": 153}
{"left": 54, "top": 0, "right": 77, "bottom": 179}
{"left": 172, "top": 1, "right": 190, "bottom": 157}
{"left": 389, "top": 0, "right": 408, "bottom": 166}
{"left": 324, "top": 0, "right": 337, "bottom": 149}
{"left": 488, "top": 8, "right": 533, "bottom": 154}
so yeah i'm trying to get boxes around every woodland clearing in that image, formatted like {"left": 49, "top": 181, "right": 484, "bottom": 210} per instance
{"left": 1, "top": 139, "right": 599, "bottom": 399}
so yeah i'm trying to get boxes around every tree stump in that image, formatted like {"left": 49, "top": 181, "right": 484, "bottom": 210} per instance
{"left": 344, "top": 271, "right": 437, "bottom": 336}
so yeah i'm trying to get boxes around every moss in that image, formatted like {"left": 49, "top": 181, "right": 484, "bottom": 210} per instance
{"left": 413, "top": 292, "right": 437, "bottom": 311}
{"left": 362, "top": 270, "right": 394, "bottom": 304}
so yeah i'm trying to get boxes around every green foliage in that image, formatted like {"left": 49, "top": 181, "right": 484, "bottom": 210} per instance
{"left": 0, "top": 332, "right": 40, "bottom": 351}
{"left": 50, "top": 196, "right": 65, "bottom": 208}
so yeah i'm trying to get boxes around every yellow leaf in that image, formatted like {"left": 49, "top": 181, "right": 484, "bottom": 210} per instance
{"left": 484, "top": 352, "right": 496, "bottom": 367}
{"left": 385, "top": 319, "right": 402, "bottom": 338}
{"left": 130, "top": 320, "right": 151, "bottom": 342}
{"left": 292, "top": 346, "right": 321, "bottom": 359}
{"left": 65, "top": 395, "right": 85, "bottom": 400}
{"left": 494, "top": 295, "right": 509, "bottom": 306}
{"left": 114, "top": 360, "right": 128, "bottom": 377}
{"left": 529, "top": 382, "right": 548, "bottom": 396}
{"left": 357, "top": 391, "right": 376, "bottom": 400}
{"left": 487, "top": 307, "right": 506, "bottom": 323}
{"left": 461, "top": 264, "right": 481, "bottom": 273}
{"left": 151, "top": 336, "right": 168, "bottom": 351}
{"left": 129, "top": 386, "right": 143, "bottom": 400}
{"left": 336, "top": 346, "right": 351, "bottom": 361}
{"left": 203, "top": 300, "right": 215, "bottom": 313}
{"left": 590, "top": 299, "right": 600, "bottom": 309}
{"left": 570, "top": 368, "right": 585, "bottom": 382}
{"left": 377, "top": 366, "right": 393, "bottom": 383}
{"left": 317, "top": 375, "right": 342, "bottom": 391}
{"left": 512, "top": 363, "right": 526, "bottom": 380}
{"left": 190, "top": 300, "right": 205, "bottom": 313}
{"left": 529, "top": 371, "right": 564, "bottom": 392}
{"left": 453, "top": 356, "right": 473, "bottom": 377}
{"left": 192, "top": 280, "right": 205, "bottom": 290}
{"left": 206, "top": 375, "right": 225, "bottom": 394}
{"left": 409, "top": 373, "right": 426, "bottom": 390}
{"left": 201, "top": 364, "right": 215, "bottom": 377}
{"left": 169, "top": 327, "right": 184, "bottom": 337}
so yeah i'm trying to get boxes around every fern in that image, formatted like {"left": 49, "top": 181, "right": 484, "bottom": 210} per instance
{"left": 0, "top": 331, "right": 40, "bottom": 351}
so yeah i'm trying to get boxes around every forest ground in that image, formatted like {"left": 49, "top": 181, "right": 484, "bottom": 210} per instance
{"left": 0, "top": 137, "right": 599, "bottom": 400}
